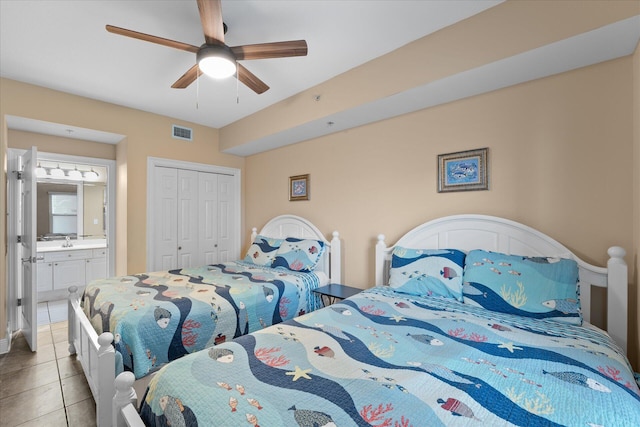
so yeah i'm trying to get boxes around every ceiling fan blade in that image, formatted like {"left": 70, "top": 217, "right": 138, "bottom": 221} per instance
{"left": 237, "top": 63, "right": 269, "bottom": 94}
{"left": 171, "top": 64, "right": 200, "bottom": 89}
{"left": 231, "top": 40, "right": 308, "bottom": 60}
{"left": 106, "top": 25, "right": 198, "bottom": 53}
{"left": 197, "top": 0, "right": 225, "bottom": 44}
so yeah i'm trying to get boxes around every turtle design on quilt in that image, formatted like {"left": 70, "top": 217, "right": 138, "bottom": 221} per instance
{"left": 209, "top": 347, "right": 235, "bottom": 363}
{"left": 154, "top": 307, "right": 172, "bottom": 329}
{"left": 159, "top": 395, "right": 198, "bottom": 427}
{"left": 289, "top": 405, "right": 336, "bottom": 427}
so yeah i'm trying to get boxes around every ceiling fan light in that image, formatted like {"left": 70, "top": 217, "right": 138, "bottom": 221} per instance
{"left": 197, "top": 44, "right": 236, "bottom": 79}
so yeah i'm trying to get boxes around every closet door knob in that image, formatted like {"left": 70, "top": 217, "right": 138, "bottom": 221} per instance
{"left": 178, "top": 246, "right": 182, "bottom": 250}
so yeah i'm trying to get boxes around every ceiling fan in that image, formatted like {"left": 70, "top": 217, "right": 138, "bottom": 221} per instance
{"left": 106, "top": 0, "right": 307, "bottom": 94}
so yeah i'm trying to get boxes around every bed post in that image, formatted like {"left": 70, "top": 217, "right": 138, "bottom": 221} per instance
{"left": 113, "top": 372, "right": 139, "bottom": 427}
{"left": 251, "top": 227, "right": 258, "bottom": 242}
{"left": 375, "top": 235, "right": 387, "bottom": 286}
{"left": 606, "top": 246, "right": 627, "bottom": 353}
{"left": 68, "top": 286, "right": 79, "bottom": 354}
{"left": 96, "top": 333, "right": 116, "bottom": 426}
{"left": 330, "top": 231, "right": 341, "bottom": 283}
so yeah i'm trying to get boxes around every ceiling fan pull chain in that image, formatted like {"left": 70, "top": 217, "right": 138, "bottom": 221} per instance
{"left": 236, "top": 62, "right": 240, "bottom": 104}
{"left": 196, "top": 66, "right": 200, "bottom": 109}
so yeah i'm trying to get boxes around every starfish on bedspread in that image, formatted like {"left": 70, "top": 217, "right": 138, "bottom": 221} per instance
{"left": 286, "top": 366, "right": 313, "bottom": 381}
{"left": 497, "top": 341, "right": 523, "bottom": 353}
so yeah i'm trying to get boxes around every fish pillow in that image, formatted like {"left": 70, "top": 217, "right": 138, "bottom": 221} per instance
{"left": 462, "top": 249, "right": 581, "bottom": 325}
{"left": 388, "top": 247, "right": 466, "bottom": 301}
{"left": 243, "top": 235, "right": 283, "bottom": 266}
{"left": 271, "top": 237, "right": 325, "bottom": 272}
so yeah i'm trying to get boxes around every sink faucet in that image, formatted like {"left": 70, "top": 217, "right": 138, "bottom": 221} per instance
{"left": 63, "top": 236, "right": 73, "bottom": 248}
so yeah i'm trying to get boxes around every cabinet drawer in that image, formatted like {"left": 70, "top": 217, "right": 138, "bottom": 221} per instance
{"left": 92, "top": 248, "right": 107, "bottom": 258}
{"left": 43, "top": 249, "right": 92, "bottom": 262}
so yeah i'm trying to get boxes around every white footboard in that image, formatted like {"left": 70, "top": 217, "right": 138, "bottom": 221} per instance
{"left": 68, "top": 286, "right": 116, "bottom": 427}
{"left": 113, "top": 372, "right": 143, "bottom": 427}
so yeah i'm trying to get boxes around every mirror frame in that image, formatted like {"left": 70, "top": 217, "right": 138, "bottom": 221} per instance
{"left": 37, "top": 151, "right": 117, "bottom": 277}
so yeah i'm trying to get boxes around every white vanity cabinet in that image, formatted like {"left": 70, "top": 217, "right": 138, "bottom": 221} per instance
{"left": 85, "top": 248, "right": 108, "bottom": 283}
{"left": 36, "top": 260, "right": 54, "bottom": 293}
{"left": 37, "top": 247, "right": 108, "bottom": 301}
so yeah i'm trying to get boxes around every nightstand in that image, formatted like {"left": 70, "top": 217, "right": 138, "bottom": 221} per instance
{"left": 313, "top": 283, "right": 361, "bottom": 306}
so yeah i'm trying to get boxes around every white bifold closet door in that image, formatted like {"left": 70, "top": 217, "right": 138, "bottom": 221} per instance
{"left": 152, "top": 166, "right": 234, "bottom": 270}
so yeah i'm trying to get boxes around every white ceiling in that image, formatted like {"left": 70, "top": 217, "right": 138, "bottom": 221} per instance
{"left": 1, "top": 1, "right": 639, "bottom": 156}
{"left": 0, "top": 1, "right": 500, "bottom": 130}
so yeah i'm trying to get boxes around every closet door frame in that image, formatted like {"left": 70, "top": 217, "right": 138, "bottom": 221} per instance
{"left": 146, "top": 157, "right": 241, "bottom": 272}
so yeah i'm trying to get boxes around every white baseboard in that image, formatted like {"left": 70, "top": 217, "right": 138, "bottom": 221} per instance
{"left": 0, "top": 330, "right": 10, "bottom": 354}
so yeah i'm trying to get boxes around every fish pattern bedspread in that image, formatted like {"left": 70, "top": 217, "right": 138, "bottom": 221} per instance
{"left": 139, "top": 287, "right": 640, "bottom": 426}
{"left": 82, "top": 261, "right": 322, "bottom": 379}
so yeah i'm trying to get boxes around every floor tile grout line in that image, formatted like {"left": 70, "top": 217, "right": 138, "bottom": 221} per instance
{"left": 2, "top": 306, "right": 67, "bottom": 426}
{"left": 51, "top": 302, "right": 71, "bottom": 427}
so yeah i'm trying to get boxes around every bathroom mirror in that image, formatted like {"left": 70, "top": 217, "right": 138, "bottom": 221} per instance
{"left": 36, "top": 180, "right": 106, "bottom": 241}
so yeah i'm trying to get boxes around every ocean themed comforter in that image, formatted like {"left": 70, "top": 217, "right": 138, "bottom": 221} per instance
{"left": 82, "top": 261, "right": 324, "bottom": 379}
{"left": 139, "top": 287, "right": 640, "bottom": 426}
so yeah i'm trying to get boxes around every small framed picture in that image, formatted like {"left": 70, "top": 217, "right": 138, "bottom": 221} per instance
{"left": 438, "top": 148, "right": 488, "bottom": 192}
{"left": 289, "top": 174, "right": 310, "bottom": 201}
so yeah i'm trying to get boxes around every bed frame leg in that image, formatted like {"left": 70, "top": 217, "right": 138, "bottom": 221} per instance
{"left": 113, "top": 372, "right": 137, "bottom": 427}
{"left": 68, "top": 285, "right": 78, "bottom": 354}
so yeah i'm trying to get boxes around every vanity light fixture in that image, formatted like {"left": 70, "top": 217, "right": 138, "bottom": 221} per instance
{"left": 83, "top": 168, "right": 99, "bottom": 181}
{"left": 67, "top": 166, "right": 83, "bottom": 180}
{"left": 49, "top": 164, "right": 65, "bottom": 178}
{"left": 35, "top": 163, "right": 47, "bottom": 178}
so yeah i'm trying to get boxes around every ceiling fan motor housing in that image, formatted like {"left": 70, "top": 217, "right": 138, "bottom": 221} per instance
{"left": 197, "top": 43, "right": 236, "bottom": 63}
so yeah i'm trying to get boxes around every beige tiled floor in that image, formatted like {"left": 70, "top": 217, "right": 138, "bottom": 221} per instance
{"left": 0, "top": 305, "right": 95, "bottom": 426}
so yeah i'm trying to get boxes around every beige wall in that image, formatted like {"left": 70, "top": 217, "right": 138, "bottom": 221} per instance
{"left": 632, "top": 36, "right": 640, "bottom": 371}
{"left": 245, "top": 56, "right": 638, "bottom": 369}
{"left": 84, "top": 184, "right": 106, "bottom": 237}
{"left": 0, "top": 0, "right": 636, "bottom": 374}
{"left": 1, "top": 111, "right": 7, "bottom": 342}
{"left": 0, "top": 78, "right": 245, "bottom": 341}
{"left": 9, "top": 130, "right": 116, "bottom": 160}
{"left": 222, "top": 0, "right": 640, "bottom": 153}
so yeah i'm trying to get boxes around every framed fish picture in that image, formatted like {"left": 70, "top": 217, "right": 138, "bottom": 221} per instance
{"left": 438, "top": 148, "right": 488, "bottom": 192}
{"left": 289, "top": 174, "right": 310, "bottom": 201}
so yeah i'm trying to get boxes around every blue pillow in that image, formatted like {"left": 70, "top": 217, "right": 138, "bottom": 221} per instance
{"left": 243, "top": 235, "right": 283, "bottom": 266}
{"left": 462, "top": 250, "right": 581, "bottom": 324}
{"left": 388, "top": 247, "right": 466, "bottom": 301}
{"left": 271, "top": 237, "right": 325, "bottom": 272}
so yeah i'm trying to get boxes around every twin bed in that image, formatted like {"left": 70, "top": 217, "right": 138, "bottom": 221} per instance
{"left": 77, "top": 214, "right": 639, "bottom": 426}
{"left": 67, "top": 214, "right": 341, "bottom": 426}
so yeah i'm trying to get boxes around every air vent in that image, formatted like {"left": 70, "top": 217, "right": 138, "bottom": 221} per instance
{"left": 172, "top": 125, "right": 193, "bottom": 141}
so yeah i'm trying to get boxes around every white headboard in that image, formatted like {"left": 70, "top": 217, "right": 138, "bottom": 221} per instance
{"left": 251, "top": 214, "right": 341, "bottom": 284}
{"left": 375, "top": 214, "right": 628, "bottom": 351}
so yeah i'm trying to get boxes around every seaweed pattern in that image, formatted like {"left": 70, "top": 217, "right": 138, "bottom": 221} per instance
{"left": 500, "top": 281, "right": 527, "bottom": 307}
{"left": 506, "top": 387, "right": 554, "bottom": 415}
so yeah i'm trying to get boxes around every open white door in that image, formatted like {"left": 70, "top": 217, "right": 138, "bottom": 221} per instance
{"left": 19, "top": 147, "right": 37, "bottom": 351}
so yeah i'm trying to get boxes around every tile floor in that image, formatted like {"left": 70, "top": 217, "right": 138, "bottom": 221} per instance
{"left": 0, "top": 300, "right": 96, "bottom": 427}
